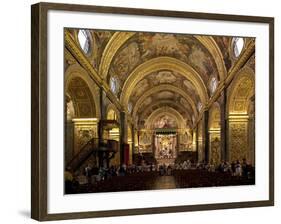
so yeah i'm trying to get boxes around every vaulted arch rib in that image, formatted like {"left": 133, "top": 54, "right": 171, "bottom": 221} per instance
{"left": 131, "top": 84, "right": 199, "bottom": 119}
{"left": 120, "top": 57, "right": 208, "bottom": 107}
{"left": 99, "top": 32, "right": 226, "bottom": 81}
{"left": 137, "top": 99, "right": 192, "bottom": 123}
{"left": 145, "top": 107, "right": 186, "bottom": 129}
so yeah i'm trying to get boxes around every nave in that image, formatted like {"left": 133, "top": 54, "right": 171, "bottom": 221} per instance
{"left": 64, "top": 28, "right": 255, "bottom": 193}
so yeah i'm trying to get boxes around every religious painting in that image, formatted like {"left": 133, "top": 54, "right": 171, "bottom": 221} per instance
{"left": 31, "top": 3, "right": 274, "bottom": 221}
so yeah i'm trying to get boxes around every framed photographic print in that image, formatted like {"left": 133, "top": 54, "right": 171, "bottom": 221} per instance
{"left": 31, "top": 2, "right": 274, "bottom": 221}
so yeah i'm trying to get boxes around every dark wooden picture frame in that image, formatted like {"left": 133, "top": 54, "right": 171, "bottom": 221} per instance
{"left": 31, "top": 2, "right": 274, "bottom": 221}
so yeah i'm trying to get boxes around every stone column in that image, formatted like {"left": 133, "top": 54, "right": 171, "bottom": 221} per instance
{"left": 195, "top": 126, "right": 199, "bottom": 162}
{"left": 248, "top": 96, "right": 255, "bottom": 165}
{"left": 152, "top": 131, "right": 156, "bottom": 156}
{"left": 220, "top": 89, "right": 228, "bottom": 162}
{"left": 128, "top": 123, "right": 133, "bottom": 165}
{"left": 65, "top": 120, "right": 74, "bottom": 165}
{"left": 132, "top": 126, "right": 135, "bottom": 163}
{"left": 203, "top": 110, "right": 209, "bottom": 163}
{"left": 98, "top": 88, "right": 105, "bottom": 142}
{"left": 97, "top": 88, "right": 105, "bottom": 168}
{"left": 119, "top": 111, "right": 127, "bottom": 165}
{"left": 176, "top": 130, "right": 180, "bottom": 157}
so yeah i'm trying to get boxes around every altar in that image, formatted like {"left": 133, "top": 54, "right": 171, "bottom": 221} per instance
{"left": 154, "top": 130, "right": 177, "bottom": 165}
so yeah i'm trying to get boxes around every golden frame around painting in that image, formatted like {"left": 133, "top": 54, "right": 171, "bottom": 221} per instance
{"left": 31, "top": 2, "right": 274, "bottom": 221}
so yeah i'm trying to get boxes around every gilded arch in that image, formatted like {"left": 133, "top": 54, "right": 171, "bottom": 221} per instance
{"left": 145, "top": 107, "right": 186, "bottom": 130}
{"left": 65, "top": 64, "right": 100, "bottom": 118}
{"left": 138, "top": 99, "right": 192, "bottom": 123}
{"left": 227, "top": 66, "right": 255, "bottom": 115}
{"left": 132, "top": 84, "right": 198, "bottom": 119}
{"left": 195, "top": 35, "right": 227, "bottom": 81}
{"left": 99, "top": 32, "right": 226, "bottom": 81}
{"left": 227, "top": 66, "right": 255, "bottom": 162}
{"left": 99, "top": 32, "right": 135, "bottom": 78}
{"left": 120, "top": 57, "right": 208, "bottom": 107}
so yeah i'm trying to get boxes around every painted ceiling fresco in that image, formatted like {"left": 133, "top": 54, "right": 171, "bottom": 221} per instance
{"left": 91, "top": 30, "right": 115, "bottom": 69}
{"left": 127, "top": 68, "right": 199, "bottom": 126}
{"left": 213, "top": 36, "right": 232, "bottom": 71}
{"left": 128, "top": 70, "right": 200, "bottom": 106}
{"left": 137, "top": 98, "right": 192, "bottom": 128}
{"left": 109, "top": 32, "right": 219, "bottom": 89}
{"left": 154, "top": 114, "right": 178, "bottom": 129}
{"left": 66, "top": 28, "right": 254, "bottom": 129}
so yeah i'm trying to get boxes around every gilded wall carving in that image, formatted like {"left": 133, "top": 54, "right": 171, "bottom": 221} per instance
{"left": 139, "top": 130, "right": 153, "bottom": 153}
{"left": 229, "top": 122, "right": 248, "bottom": 162}
{"left": 209, "top": 135, "right": 221, "bottom": 165}
{"left": 73, "top": 120, "right": 98, "bottom": 155}
{"left": 179, "top": 130, "right": 192, "bottom": 151}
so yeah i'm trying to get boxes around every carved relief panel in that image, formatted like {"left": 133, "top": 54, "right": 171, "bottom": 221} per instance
{"left": 139, "top": 130, "right": 153, "bottom": 153}
{"left": 179, "top": 129, "right": 192, "bottom": 151}
{"left": 73, "top": 119, "right": 98, "bottom": 155}
{"left": 229, "top": 121, "right": 248, "bottom": 162}
{"left": 209, "top": 134, "right": 221, "bottom": 165}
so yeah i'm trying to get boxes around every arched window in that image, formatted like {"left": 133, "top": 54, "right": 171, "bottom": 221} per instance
{"left": 78, "top": 29, "right": 91, "bottom": 54}
{"left": 209, "top": 77, "right": 218, "bottom": 94}
{"left": 110, "top": 76, "right": 119, "bottom": 95}
{"left": 232, "top": 37, "right": 244, "bottom": 58}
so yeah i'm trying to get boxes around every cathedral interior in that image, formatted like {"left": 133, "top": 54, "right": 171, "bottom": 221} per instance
{"left": 64, "top": 28, "right": 255, "bottom": 194}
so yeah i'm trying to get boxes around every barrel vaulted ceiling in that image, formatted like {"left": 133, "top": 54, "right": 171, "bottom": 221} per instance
{"left": 66, "top": 28, "right": 251, "bottom": 128}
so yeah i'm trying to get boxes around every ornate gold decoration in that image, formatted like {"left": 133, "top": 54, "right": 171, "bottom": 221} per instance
{"left": 100, "top": 32, "right": 226, "bottom": 82}
{"left": 65, "top": 63, "right": 101, "bottom": 118}
{"left": 193, "top": 42, "right": 255, "bottom": 128}
{"left": 132, "top": 84, "right": 198, "bottom": 119}
{"left": 120, "top": 56, "right": 208, "bottom": 107}
{"left": 195, "top": 35, "right": 227, "bottom": 81}
{"left": 227, "top": 66, "right": 255, "bottom": 114}
{"left": 138, "top": 129, "right": 153, "bottom": 153}
{"left": 65, "top": 31, "right": 101, "bottom": 84}
{"left": 226, "top": 66, "right": 254, "bottom": 163}
{"left": 72, "top": 118, "right": 99, "bottom": 155}
{"left": 65, "top": 30, "right": 124, "bottom": 111}
{"left": 208, "top": 102, "right": 221, "bottom": 164}
{"left": 209, "top": 135, "right": 221, "bottom": 165}
{"left": 145, "top": 107, "right": 186, "bottom": 130}
{"left": 226, "top": 40, "right": 255, "bottom": 85}
{"left": 228, "top": 120, "right": 248, "bottom": 162}
{"left": 99, "top": 32, "right": 135, "bottom": 79}
{"left": 137, "top": 99, "right": 192, "bottom": 123}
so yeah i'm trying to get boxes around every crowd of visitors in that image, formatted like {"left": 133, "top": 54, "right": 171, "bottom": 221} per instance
{"left": 65, "top": 158, "right": 254, "bottom": 193}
